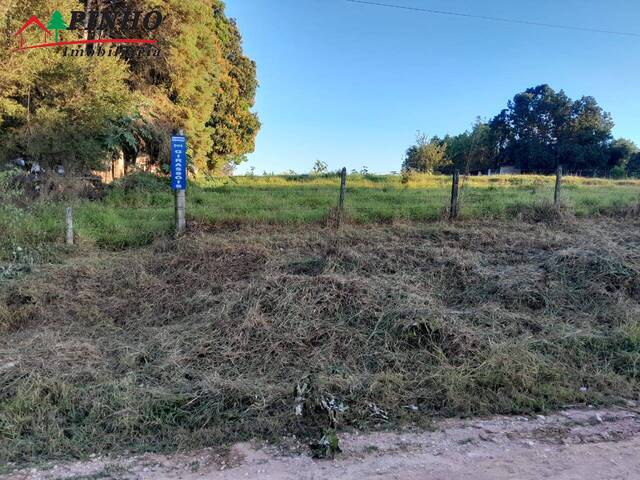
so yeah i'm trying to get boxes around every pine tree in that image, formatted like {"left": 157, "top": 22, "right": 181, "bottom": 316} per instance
{"left": 47, "top": 10, "right": 68, "bottom": 43}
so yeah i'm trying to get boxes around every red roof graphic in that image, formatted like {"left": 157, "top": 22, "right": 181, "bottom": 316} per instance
{"left": 15, "top": 16, "right": 51, "bottom": 36}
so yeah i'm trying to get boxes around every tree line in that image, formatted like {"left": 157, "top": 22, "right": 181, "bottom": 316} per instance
{"left": 0, "top": 0, "right": 260, "bottom": 175}
{"left": 403, "top": 85, "right": 639, "bottom": 177}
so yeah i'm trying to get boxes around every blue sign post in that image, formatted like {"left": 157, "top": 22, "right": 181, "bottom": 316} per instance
{"left": 171, "top": 133, "right": 187, "bottom": 235}
{"left": 171, "top": 135, "right": 187, "bottom": 190}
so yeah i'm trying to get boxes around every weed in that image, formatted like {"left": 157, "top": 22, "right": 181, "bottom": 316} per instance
{"left": 309, "top": 429, "right": 341, "bottom": 459}
{"left": 1, "top": 219, "right": 640, "bottom": 465}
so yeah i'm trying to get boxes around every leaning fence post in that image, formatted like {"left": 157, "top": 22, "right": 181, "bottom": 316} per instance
{"left": 336, "top": 167, "right": 347, "bottom": 227}
{"left": 554, "top": 165, "right": 562, "bottom": 208}
{"left": 450, "top": 169, "right": 460, "bottom": 220}
{"left": 65, "top": 207, "right": 74, "bottom": 245}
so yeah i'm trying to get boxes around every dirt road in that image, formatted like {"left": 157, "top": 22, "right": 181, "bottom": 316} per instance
{"left": 4, "top": 407, "right": 640, "bottom": 480}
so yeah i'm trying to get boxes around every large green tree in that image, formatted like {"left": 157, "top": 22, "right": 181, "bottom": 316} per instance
{"left": 489, "top": 85, "right": 614, "bottom": 173}
{"left": 206, "top": 12, "right": 260, "bottom": 172}
{"left": 402, "top": 85, "right": 622, "bottom": 175}
{"left": 0, "top": 0, "right": 138, "bottom": 171}
{"left": 104, "top": 0, "right": 260, "bottom": 173}
{"left": 0, "top": 0, "right": 260, "bottom": 174}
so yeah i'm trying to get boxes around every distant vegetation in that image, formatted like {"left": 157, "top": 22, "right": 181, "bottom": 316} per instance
{"left": 2, "top": 171, "right": 640, "bottom": 277}
{"left": 403, "top": 85, "right": 639, "bottom": 177}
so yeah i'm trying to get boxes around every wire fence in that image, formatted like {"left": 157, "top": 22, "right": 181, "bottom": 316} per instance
{"left": 54, "top": 167, "right": 640, "bottom": 246}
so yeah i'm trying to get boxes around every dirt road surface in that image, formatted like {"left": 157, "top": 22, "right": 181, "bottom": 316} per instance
{"left": 4, "top": 407, "right": 640, "bottom": 480}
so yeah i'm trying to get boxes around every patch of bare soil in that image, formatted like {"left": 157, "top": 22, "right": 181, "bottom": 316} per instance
{"left": 3, "top": 407, "right": 640, "bottom": 480}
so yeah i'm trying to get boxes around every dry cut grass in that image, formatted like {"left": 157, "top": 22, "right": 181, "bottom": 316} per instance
{"left": 1, "top": 217, "right": 640, "bottom": 466}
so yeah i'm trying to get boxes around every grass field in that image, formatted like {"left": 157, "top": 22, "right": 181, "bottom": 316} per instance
{"left": 2, "top": 172, "right": 640, "bottom": 467}
{"left": 2, "top": 172, "right": 640, "bottom": 265}
{"left": 1, "top": 218, "right": 640, "bottom": 466}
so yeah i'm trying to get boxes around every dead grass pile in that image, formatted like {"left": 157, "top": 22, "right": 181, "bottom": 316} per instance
{"left": 507, "top": 200, "right": 575, "bottom": 224}
{"left": 595, "top": 202, "right": 640, "bottom": 218}
{"left": 1, "top": 218, "right": 640, "bottom": 465}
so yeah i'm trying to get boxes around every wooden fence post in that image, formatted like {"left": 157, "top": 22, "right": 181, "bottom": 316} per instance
{"left": 65, "top": 207, "right": 74, "bottom": 245}
{"left": 450, "top": 169, "right": 460, "bottom": 220}
{"left": 554, "top": 165, "right": 562, "bottom": 208}
{"left": 336, "top": 167, "right": 347, "bottom": 227}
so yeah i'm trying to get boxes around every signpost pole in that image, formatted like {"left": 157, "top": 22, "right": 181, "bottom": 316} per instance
{"left": 65, "top": 206, "right": 74, "bottom": 245}
{"left": 175, "top": 189, "right": 186, "bottom": 235}
{"left": 172, "top": 130, "right": 187, "bottom": 236}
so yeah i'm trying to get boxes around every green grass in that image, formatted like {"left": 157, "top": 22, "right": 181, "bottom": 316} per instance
{"left": 1, "top": 172, "right": 640, "bottom": 261}
{"left": 190, "top": 173, "right": 640, "bottom": 224}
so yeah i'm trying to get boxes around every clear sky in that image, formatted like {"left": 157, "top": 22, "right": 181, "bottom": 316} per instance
{"left": 224, "top": 0, "right": 640, "bottom": 174}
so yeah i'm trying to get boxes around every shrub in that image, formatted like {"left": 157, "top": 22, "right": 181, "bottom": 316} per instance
{"left": 611, "top": 166, "right": 626, "bottom": 179}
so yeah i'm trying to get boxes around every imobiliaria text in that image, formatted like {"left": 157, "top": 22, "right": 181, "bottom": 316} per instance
{"left": 14, "top": 5, "right": 163, "bottom": 59}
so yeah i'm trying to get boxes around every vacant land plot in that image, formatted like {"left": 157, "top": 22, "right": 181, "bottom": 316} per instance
{"left": 1, "top": 217, "right": 639, "bottom": 467}
{"left": 2, "top": 173, "right": 640, "bottom": 258}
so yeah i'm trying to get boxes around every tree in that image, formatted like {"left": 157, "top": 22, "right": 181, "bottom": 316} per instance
{"left": 609, "top": 138, "right": 638, "bottom": 170}
{"left": 311, "top": 159, "right": 328, "bottom": 175}
{"left": 560, "top": 95, "right": 614, "bottom": 173}
{"left": 402, "top": 132, "right": 450, "bottom": 173}
{"left": 47, "top": 10, "right": 68, "bottom": 43}
{"left": 626, "top": 152, "right": 640, "bottom": 177}
{"left": 403, "top": 85, "right": 618, "bottom": 176}
{"left": 489, "top": 85, "right": 613, "bottom": 173}
{"left": 206, "top": 13, "right": 261, "bottom": 172}
{"left": 0, "top": 1, "right": 138, "bottom": 171}
{"left": 0, "top": 0, "right": 260, "bottom": 175}
{"left": 442, "top": 119, "right": 496, "bottom": 174}
{"left": 116, "top": 0, "right": 260, "bottom": 173}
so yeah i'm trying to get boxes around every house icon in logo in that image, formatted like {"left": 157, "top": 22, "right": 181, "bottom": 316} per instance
{"left": 15, "top": 16, "right": 51, "bottom": 50}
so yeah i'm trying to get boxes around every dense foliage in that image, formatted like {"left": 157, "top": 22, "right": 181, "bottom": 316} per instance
{"left": 404, "top": 85, "right": 639, "bottom": 176}
{"left": 0, "top": 0, "right": 259, "bottom": 174}
{"left": 401, "top": 132, "right": 449, "bottom": 174}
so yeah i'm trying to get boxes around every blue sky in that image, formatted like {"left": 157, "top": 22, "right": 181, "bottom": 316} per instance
{"left": 224, "top": 0, "right": 640, "bottom": 174}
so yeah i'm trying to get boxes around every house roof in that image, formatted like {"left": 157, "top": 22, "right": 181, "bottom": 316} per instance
{"left": 15, "top": 16, "right": 51, "bottom": 36}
